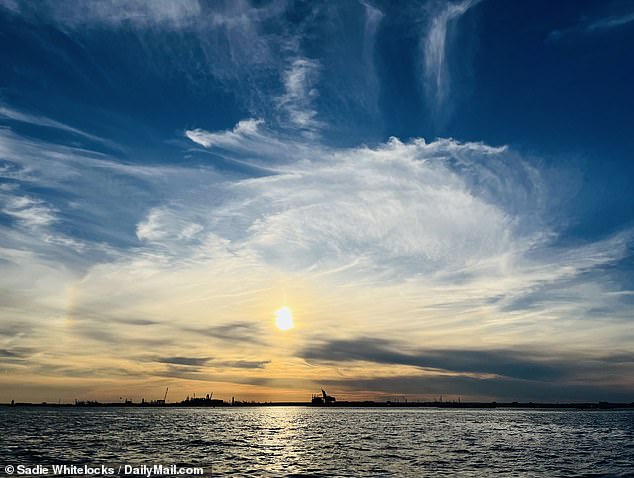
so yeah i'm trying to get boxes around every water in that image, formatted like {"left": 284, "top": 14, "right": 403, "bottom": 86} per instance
{"left": 1, "top": 407, "right": 633, "bottom": 477}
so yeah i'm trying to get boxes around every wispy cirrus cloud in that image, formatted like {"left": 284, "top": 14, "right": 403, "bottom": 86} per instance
{"left": 0, "top": 0, "right": 19, "bottom": 13}
{"left": 549, "top": 9, "right": 634, "bottom": 40}
{"left": 0, "top": 106, "right": 113, "bottom": 147}
{"left": 587, "top": 11, "right": 634, "bottom": 32}
{"left": 1, "top": 195, "right": 58, "bottom": 227}
{"left": 417, "top": 0, "right": 487, "bottom": 131}
{"left": 1, "top": 0, "right": 384, "bottom": 139}
{"left": 3, "top": 0, "right": 291, "bottom": 119}
{"left": 185, "top": 119, "right": 264, "bottom": 150}
{"left": 185, "top": 119, "right": 311, "bottom": 166}
{"left": 276, "top": 58, "right": 323, "bottom": 135}
{"left": 179, "top": 121, "right": 633, "bottom": 314}
{"left": 422, "top": 0, "right": 482, "bottom": 114}
{"left": 336, "top": 1, "right": 384, "bottom": 120}
{"left": 9, "top": 0, "right": 202, "bottom": 29}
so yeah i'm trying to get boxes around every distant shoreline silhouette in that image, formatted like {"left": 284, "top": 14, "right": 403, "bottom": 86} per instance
{"left": 3, "top": 399, "right": 633, "bottom": 410}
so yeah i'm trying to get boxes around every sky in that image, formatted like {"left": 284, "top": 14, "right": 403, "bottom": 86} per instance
{"left": 1, "top": 0, "right": 633, "bottom": 403}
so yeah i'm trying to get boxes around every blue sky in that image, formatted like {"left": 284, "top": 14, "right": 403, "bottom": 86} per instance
{"left": 1, "top": 0, "right": 633, "bottom": 402}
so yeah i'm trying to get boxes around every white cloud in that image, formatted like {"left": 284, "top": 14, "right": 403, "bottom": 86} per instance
{"left": 229, "top": 139, "right": 518, "bottom": 277}
{"left": 184, "top": 119, "right": 313, "bottom": 167}
{"left": 184, "top": 120, "right": 627, "bottom": 302}
{"left": 277, "top": 58, "right": 323, "bottom": 134}
{"left": 136, "top": 207, "right": 203, "bottom": 243}
{"left": 0, "top": 106, "right": 111, "bottom": 146}
{"left": 422, "top": 0, "right": 482, "bottom": 111}
{"left": 587, "top": 11, "right": 634, "bottom": 31}
{"left": 0, "top": 118, "right": 218, "bottom": 268}
{"left": 360, "top": 1, "right": 384, "bottom": 112}
{"left": 3, "top": 0, "right": 291, "bottom": 118}
{"left": 1, "top": 195, "right": 58, "bottom": 227}
{"left": 549, "top": 9, "right": 634, "bottom": 41}
{"left": 41, "top": 0, "right": 202, "bottom": 29}
{"left": 185, "top": 119, "right": 264, "bottom": 149}
{"left": 361, "top": 1, "right": 384, "bottom": 37}
{"left": 27, "top": 0, "right": 290, "bottom": 31}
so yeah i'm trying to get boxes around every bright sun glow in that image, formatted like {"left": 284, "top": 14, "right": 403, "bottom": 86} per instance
{"left": 274, "top": 306, "right": 294, "bottom": 331}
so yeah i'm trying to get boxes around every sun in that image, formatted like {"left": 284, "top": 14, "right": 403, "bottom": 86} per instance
{"left": 274, "top": 306, "right": 294, "bottom": 331}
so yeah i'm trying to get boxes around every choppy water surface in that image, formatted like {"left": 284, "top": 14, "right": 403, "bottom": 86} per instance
{"left": 1, "top": 407, "right": 633, "bottom": 477}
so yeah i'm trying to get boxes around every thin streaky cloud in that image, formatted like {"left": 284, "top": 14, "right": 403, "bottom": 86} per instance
{"left": 1, "top": 194, "right": 58, "bottom": 227}
{"left": 36, "top": 0, "right": 202, "bottom": 29}
{"left": 549, "top": 10, "right": 634, "bottom": 40}
{"left": 360, "top": 1, "right": 384, "bottom": 114}
{"left": 422, "top": 0, "right": 482, "bottom": 112}
{"left": 185, "top": 119, "right": 264, "bottom": 149}
{"left": 0, "top": 106, "right": 114, "bottom": 147}
{"left": 587, "top": 11, "right": 634, "bottom": 32}
{"left": 277, "top": 58, "right": 323, "bottom": 135}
